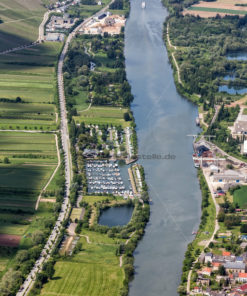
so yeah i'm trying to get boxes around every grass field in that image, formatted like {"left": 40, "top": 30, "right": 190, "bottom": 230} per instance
{"left": 74, "top": 106, "right": 130, "bottom": 127}
{"left": 0, "top": 202, "right": 55, "bottom": 278}
{"left": 188, "top": 6, "right": 247, "bottom": 15}
{"left": 234, "top": 186, "right": 247, "bottom": 208}
{"left": 41, "top": 237, "right": 124, "bottom": 296}
{"left": 0, "top": 42, "right": 61, "bottom": 130}
{"left": 0, "top": 131, "right": 57, "bottom": 210}
{"left": 184, "top": 0, "right": 247, "bottom": 17}
{"left": 0, "top": 0, "right": 45, "bottom": 51}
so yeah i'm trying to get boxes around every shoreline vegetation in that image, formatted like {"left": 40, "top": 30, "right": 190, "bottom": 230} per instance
{"left": 162, "top": 0, "right": 247, "bottom": 295}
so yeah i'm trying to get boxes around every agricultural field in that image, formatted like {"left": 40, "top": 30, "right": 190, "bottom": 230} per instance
{"left": 40, "top": 237, "right": 124, "bottom": 296}
{"left": 183, "top": 0, "right": 247, "bottom": 17}
{"left": 0, "top": 202, "right": 55, "bottom": 279}
{"left": 0, "top": 0, "right": 46, "bottom": 51}
{"left": 0, "top": 131, "right": 57, "bottom": 211}
{"left": 0, "top": 42, "right": 61, "bottom": 130}
{"left": 234, "top": 185, "right": 247, "bottom": 208}
{"left": 74, "top": 106, "right": 130, "bottom": 127}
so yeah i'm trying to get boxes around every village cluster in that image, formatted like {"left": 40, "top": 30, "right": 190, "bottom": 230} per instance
{"left": 79, "top": 12, "right": 126, "bottom": 35}
{"left": 45, "top": 0, "right": 126, "bottom": 42}
{"left": 193, "top": 250, "right": 247, "bottom": 295}
{"left": 193, "top": 140, "right": 247, "bottom": 193}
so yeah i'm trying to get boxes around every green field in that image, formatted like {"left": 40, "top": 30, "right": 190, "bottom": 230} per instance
{"left": 41, "top": 237, "right": 124, "bottom": 296}
{"left": 188, "top": 6, "right": 247, "bottom": 15}
{"left": 74, "top": 106, "right": 130, "bottom": 127}
{"left": 0, "top": 101, "right": 57, "bottom": 130}
{"left": 234, "top": 186, "right": 247, "bottom": 208}
{"left": 0, "top": 0, "right": 46, "bottom": 51}
{"left": 0, "top": 42, "right": 61, "bottom": 130}
{"left": 0, "top": 131, "right": 57, "bottom": 210}
{"left": 0, "top": 202, "right": 55, "bottom": 279}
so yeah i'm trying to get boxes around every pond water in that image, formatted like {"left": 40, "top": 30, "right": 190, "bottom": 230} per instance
{"left": 98, "top": 205, "right": 134, "bottom": 227}
{"left": 219, "top": 84, "right": 247, "bottom": 95}
{"left": 227, "top": 52, "right": 247, "bottom": 61}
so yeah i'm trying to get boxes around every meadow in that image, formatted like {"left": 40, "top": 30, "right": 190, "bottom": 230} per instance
{"left": 188, "top": 6, "right": 247, "bottom": 15}
{"left": 0, "top": 0, "right": 45, "bottom": 51}
{"left": 234, "top": 186, "right": 247, "bottom": 208}
{"left": 74, "top": 106, "right": 130, "bottom": 127}
{"left": 40, "top": 237, "right": 124, "bottom": 296}
{"left": 0, "top": 131, "right": 57, "bottom": 211}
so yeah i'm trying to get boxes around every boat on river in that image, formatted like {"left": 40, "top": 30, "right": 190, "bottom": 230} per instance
{"left": 141, "top": 1, "right": 146, "bottom": 9}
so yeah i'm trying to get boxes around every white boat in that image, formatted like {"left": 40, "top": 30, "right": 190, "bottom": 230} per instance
{"left": 141, "top": 1, "right": 146, "bottom": 9}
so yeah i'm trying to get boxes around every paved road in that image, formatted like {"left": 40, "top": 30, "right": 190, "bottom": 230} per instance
{"left": 16, "top": 3, "right": 114, "bottom": 296}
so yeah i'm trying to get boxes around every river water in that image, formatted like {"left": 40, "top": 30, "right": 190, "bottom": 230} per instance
{"left": 124, "top": 0, "right": 202, "bottom": 295}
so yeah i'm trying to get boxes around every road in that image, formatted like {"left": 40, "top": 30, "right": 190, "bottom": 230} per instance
{"left": 16, "top": 3, "right": 114, "bottom": 296}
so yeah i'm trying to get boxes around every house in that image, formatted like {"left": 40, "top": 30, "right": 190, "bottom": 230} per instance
{"left": 236, "top": 257, "right": 244, "bottom": 263}
{"left": 210, "top": 164, "right": 219, "bottom": 173}
{"left": 196, "top": 275, "right": 210, "bottom": 286}
{"left": 222, "top": 251, "right": 231, "bottom": 257}
{"left": 236, "top": 283, "right": 247, "bottom": 293}
{"left": 237, "top": 273, "right": 247, "bottom": 283}
{"left": 205, "top": 252, "right": 213, "bottom": 263}
{"left": 198, "top": 267, "right": 212, "bottom": 276}
{"left": 192, "top": 286, "right": 202, "bottom": 293}
{"left": 212, "top": 170, "right": 246, "bottom": 183}
{"left": 212, "top": 262, "right": 222, "bottom": 271}
{"left": 224, "top": 262, "right": 246, "bottom": 274}
{"left": 83, "top": 149, "right": 98, "bottom": 158}
{"left": 240, "top": 242, "right": 247, "bottom": 249}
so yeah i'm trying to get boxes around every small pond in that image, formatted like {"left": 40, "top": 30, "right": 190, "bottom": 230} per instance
{"left": 219, "top": 84, "right": 247, "bottom": 95}
{"left": 227, "top": 52, "right": 247, "bottom": 61}
{"left": 98, "top": 205, "right": 134, "bottom": 227}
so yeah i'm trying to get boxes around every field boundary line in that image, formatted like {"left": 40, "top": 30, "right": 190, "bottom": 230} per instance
{"left": 0, "top": 129, "right": 58, "bottom": 133}
{"left": 35, "top": 134, "right": 61, "bottom": 210}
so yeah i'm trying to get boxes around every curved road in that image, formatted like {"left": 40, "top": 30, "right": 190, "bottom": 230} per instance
{"left": 16, "top": 3, "right": 114, "bottom": 296}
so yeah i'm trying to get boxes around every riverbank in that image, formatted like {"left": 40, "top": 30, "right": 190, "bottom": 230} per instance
{"left": 163, "top": 3, "right": 247, "bottom": 295}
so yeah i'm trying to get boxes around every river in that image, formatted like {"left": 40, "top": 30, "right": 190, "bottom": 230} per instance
{"left": 124, "top": 0, "right": 202, "bottom": 295}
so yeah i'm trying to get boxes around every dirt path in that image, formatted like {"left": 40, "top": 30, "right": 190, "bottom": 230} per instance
{"left": 35, "top": 134, "right": 61, "bottom": 210}
{"left": 166, "top": 23, "right": 176, "bottom": 50}
{"left": 166, "top": 23, "right": 183, "bottom": 85}
{"left": 81, "top": 234, "right": 91, "bottom": 244}
{"left": 40, "top": 198, "right": 56, "bottom": 203}
{"left": 119, "top": 231, "right": 136, "bottom": 267}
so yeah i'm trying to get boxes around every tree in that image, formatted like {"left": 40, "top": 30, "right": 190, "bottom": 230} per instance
{"left": 241, "top": 224, "right": 247, "bottom": 233}
{"left": 3, "top": 157, "right": 10, "bottom": 164}
{"left": 43, "top": 260, "right": 55, "bottom": 279}
{"left": 217, "top": 210, "right": 225, "bottom": 222}
{"left": 124, "top": 264, "right": 134, "bottom": 280}
{"left": 15, "top": 96, "right": 22, "bottom": 103}
{"left": 0, "top": 269, "right": 23, "bottom": 296}
{"left": 218, "top": 265, "right": 226, "bottom": 276}
{"left": 124, "top": 112, "right": 130, "bottom": 121}
{"left": 32, "top": 230, "right": 45, "bottom": 245}
{"left": 16, "top": 250, "right": 29, "bottom": 263}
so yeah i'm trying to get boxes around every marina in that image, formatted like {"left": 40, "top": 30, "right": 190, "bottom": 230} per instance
{"left": 86, "top": 160, "right": 133, "bottom": 196}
